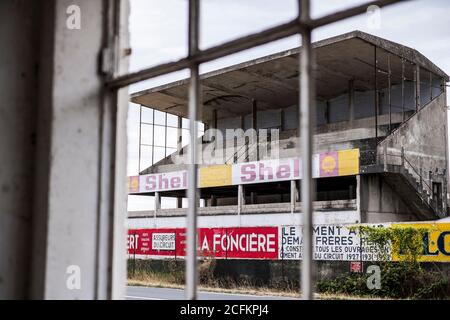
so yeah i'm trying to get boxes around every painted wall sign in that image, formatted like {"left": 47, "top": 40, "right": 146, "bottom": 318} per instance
{"left": 127, "top": 227, "right": 278, "bottom": 260}
{"left": 138, "top": 171, "right": 187, "bottom": 193}
{"left": 128, "top": 148, "right": 360, "bottom": 194}
{"left": 198, "top": 227, "right": 278, "bottom": 259}
{"left": 279, "top": 225, "right": 387, "bottom": 262}
{"left": 199, "top": 164, "right": 232, "bottom": 188}
{"left": 152, "top": 233, "right": 176, "bottom": 251}
{"left": 127, "top": 222, "right": 450, "bottom": 262}
{"left": 391, "top": 223, "right": 450, "bottom": 263}
{"left": 350, "top": 262, "right": 363, "bottom": 273}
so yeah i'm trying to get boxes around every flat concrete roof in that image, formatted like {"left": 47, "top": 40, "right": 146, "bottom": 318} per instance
{"left": 131, "top": 30, "right": 448, "bottom": 122}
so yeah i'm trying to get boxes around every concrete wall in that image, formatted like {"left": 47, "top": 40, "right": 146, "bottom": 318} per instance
{"left": 128, "top": 210, "right": 361, "bottom": 229}
{"left": 0, "top": 0, "right": 129, "bottom": 299}
{"left": 378, "top": 93, "right": 448, "bottom": 209}
{"left": 359, "top": 174, "right": 417, "bottom": 223}
{"left": 0, "top": 0, "right": 40, "bottom": 299}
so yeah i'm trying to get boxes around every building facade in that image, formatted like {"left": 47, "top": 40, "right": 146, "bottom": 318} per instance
{"left": 128, "top": 31, "right": 449, "bottom": 234}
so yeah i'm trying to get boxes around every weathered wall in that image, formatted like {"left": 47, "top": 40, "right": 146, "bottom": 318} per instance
{"left": 0, "top": 0, "right": 129, "bottom": 299}
{"left": 0, "top": 0, "right": 40, "bottom": 299}
{"left": 378, "top": 93, "right": 448, "bottom": 210}
{"left": 359, "top": 174, "right": 417, "bottom": 223}
{"left": 128, "top": 210, "right": 361, "bottom": 229}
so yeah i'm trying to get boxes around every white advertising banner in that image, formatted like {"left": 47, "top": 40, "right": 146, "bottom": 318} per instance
{"left": 151, "top": 232, "right": 176, "bottom": 251}
{"left": 232, "top": 155, "right": 320, "bottom": 185}
{"left": 129, "top": 149, "right": 360, "bottom": 194}
{"left": 138, "top": 171, "right": 187, "bottom": 193}
{"left": 279, "top": 225, "right": 391, "bottom": 261}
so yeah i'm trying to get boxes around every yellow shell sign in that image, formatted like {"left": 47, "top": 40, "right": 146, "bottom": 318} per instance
{"left": 199, "top": 164, "right": 232, "bottom": 188}
{"left": 338, "top": 149, "right": 359, "bottom": 176}
{"left": 321, "top": 155, "right": 337, "bottom": 173}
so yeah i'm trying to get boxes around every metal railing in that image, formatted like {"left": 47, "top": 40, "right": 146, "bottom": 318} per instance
{"left": 378, "top": 145, "right": 438, "bottom": 213}
{"left": 402, "top": 153, "right": 433, "bottom": 197}
{"left": 225, "top": 140, "right": 260, "bottom": 164}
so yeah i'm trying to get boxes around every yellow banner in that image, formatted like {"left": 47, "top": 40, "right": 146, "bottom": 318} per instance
{"left": 338, "top": 149, "right": 360, "bottom": 176}
{"left": 199, "top": 165, "right": 232, "bottom": 188}
{"left": 391, "top": 222, "right": 450, "bottom": 262}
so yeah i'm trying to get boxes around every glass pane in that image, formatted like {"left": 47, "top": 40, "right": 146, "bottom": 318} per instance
{"left": 166, "top": 127, "right": 178, "bottom": 148}
{"left": 166, "top": 147, "right": 177, "bottom": 157}
{"left": 154, "top": 125, "right": 166, "bottom": 147}
{"left": 167, "top": 113, "right": 178, "bottom": 127}
{"left": 182, "top": 118, "right": 190, "bottom": 129}
{"left": 140, "top": 145, "right": 153, "bottom": 170}
{"left": 129, "top": 0, "right": 188, "bottom": 73}
{"left": 431, "top": 73, "right": 442, "bottom": 99}
{"left": 153, "top": 146, "right": 166, "bottom": 163}
{"left": 201, "top": 0, "right": 297, "bottom": 50}
{"left": 154, "top": 110, "right": 166, "bottom": 125}
{"left": 182, "top": 128, "right": 190, "bottom": 147}
{"left": 141, "top": 123, "right": 153, "bottom": 145}
{"left": 141, "top": 107, "right": 153, "bottom": 123}
{"left": 420, "top": 68, "right": 431, "bottom": 107}
{"left": 311, "top": 0, "right": 373, "bottom": 19}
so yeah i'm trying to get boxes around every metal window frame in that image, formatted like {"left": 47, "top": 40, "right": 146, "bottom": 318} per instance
{"left": 109, "top": 0, "right": 405, "bottom": 300}
{"left": 137, "top": 107, "right": 205, "bottom": 172}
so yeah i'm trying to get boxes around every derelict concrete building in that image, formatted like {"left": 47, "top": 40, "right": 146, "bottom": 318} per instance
{"left": 128, "top": 31, "right": 449, "bottom": 227}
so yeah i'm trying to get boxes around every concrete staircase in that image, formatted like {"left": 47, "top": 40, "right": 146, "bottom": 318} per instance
{"left": 361, "top": 163, "right": 440, "bottom": 220}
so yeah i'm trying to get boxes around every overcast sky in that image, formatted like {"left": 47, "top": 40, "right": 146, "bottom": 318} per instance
{"left": 127, "top": 0, "right": 450, "bottom": 210}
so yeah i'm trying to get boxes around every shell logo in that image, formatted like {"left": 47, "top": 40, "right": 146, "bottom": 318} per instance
{"left": 321, "top": 155, "right": 337, "bottom": 173}
{"left": 128, "top": 176, "right": 140, "bottom": 193}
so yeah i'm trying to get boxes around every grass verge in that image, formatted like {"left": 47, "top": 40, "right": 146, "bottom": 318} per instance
{"left": 127, "top": 277, "right": 389, "bottom": 300}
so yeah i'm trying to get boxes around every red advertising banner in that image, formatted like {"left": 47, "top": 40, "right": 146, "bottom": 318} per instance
{"left": 127, "top": 228, "right": 185, "bottom": 257}
{"left": 127, "top": 226, "right": 278, "bottom": 260}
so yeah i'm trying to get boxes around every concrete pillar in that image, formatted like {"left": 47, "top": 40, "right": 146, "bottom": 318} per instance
{"left": 348, "top": 79, "right": 354, "bottom": 122}
{"left": 401, "top": 147, "right": 405, "bottom": 167}
{"left": 213, "top": 109, "right": 218, "bottom": 129}
{"left": 356, "top": 175, "right": 363, "bottom": 223}
{"left": 176, "top": 197, "right": 183, "bottom": 208}
{"left": 237, "top": 185, "right": 245, "bottom": 214}
{"left": 0, "top": 0, "right": 130, "bottom": 299}
{"left": 250, "top": 192, "right": 257, "bottom": 205}
{"left": 415, "top": 64, "right": 421, "bottom": 111}
{"left": 349, "top": 184, "right": 355, "bottom": 199}
{"left": 210, "top": 195, "right": 217, "bottom": 207}
{"left": 177, "top": 116, "right": 183, "bottom": 155}
{"left": 290, "top": 180, "right": 298, "bottom": 213}
{"left": 154, "top": 192, "right": 161, "bottom": 212}
{"left": 252, "top": 100, "right": 259, "bottom": 161}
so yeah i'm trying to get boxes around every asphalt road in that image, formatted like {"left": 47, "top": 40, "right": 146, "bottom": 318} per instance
{"left": 126, "top": 286, "right": 299, "bottom": 300}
